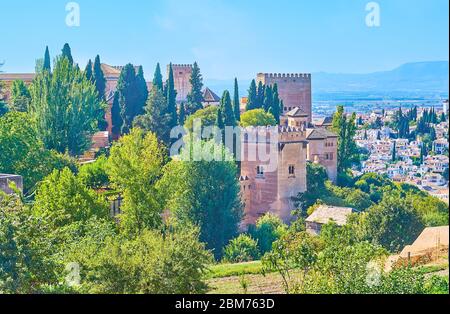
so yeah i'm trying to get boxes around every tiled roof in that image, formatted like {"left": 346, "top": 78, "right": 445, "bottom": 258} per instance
{"left": 306, "top": 128, "right": 337, "bottom": 140}
{"left": 286, "top": 107, "right": 308, "bottom": 117}
{"left": 203, "top": 87, "right": 220, "bottom": 103}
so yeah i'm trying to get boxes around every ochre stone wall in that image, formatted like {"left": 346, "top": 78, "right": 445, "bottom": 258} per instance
{"left": 256, "top": 73, "right": 312, "bottom": 123}
{"left": 170, "top": 64, "right": 193, "bottom": 103}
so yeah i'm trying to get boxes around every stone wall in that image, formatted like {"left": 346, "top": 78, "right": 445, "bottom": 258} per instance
{"left": 0, "top": 174, "right": 23, "bottom": 194}
{"left": 256, "top": 73, "right": 312, "bottom": 122}
{"left": 307, "top": 137, "right": 338, "bottom": 183}
{"left": 170, "top": 64, "right": 193, "bottom": 103}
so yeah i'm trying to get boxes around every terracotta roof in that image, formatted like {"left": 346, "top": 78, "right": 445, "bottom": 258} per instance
{"left": 306, "top": 128, "right": 337, "bottom": 140}
{"left": 317, "top": 116, "right": 333, "bottom": 126}
{"left": 306, "top": 205, "right": 354, "bottom": 226}
{"left": 202, "top": 87, "right": 220, "bottom": 103}
{"left": 286, "top": 107, "right": 308, "bottom": 117}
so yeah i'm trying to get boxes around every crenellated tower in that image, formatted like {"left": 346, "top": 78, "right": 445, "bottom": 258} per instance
{"left": 256, "top": 72, "right": 312, "bottom": 123}
{"left": 169, "top": 64, "right": 193, "bottom": 103}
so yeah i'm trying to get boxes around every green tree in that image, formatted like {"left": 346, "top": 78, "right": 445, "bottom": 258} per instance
{"left": 256, "top": 81, "right": 265, "bottom": 109}
{"left": 166, "top": 63, "right": 178, "bottom": 130}
{"left": 61, "top": 43, "right": 73, "bottom": 66}
{"left": 249, "top": 213, "right": 287, "bottom": 254}
{"left": 332, "top": 106, "right": 359, "bottom": 173}
{"left": 33, "top": 168, "right": 109, "bottom": 228}
{"left": 70, "top": 227, "right": 212, "bottom": 294}
{"left": 221, "top": 90, "right": 236, "bottom": 127}
{"left": 111, "top": 91, "right": 122, "bottom": 138}
{"left": 43, "top": 46, "right": 51, "bottom": 72}
{"left": 152, "top": 63, "right": 164, "bottom": 92}
{"left": 392, "top": 141, "right": 397, "bottom": 162}
{"left": 159, "top": 140, "right": 243, "bottom": 259}
{"left": 246, "top": 79, "right": 258, "bottom": 111}
{"left": 233, "top": 78, "right": 241, "bottom": 121}
{"left": 359, "top": 188, "right": 424, "bottom": 252}
{"left": 93, "top": 55, "right": 106, "bottom": 101}
{"left": 116, "top": 64, "right": 146, "bottom": 134}
{"left": 0, "top": 111, "right": 75, "bottom": 191}
{"left": 263, "top": 85, "right": 273, "bottom": 112}
{"left": 184, "top": 106, "right": 219, "bottom": 131}
{"left": 178, "top": 102, "right": 186, "bottom": 125}
{"left": 29, "top": 56, "right": 101, "bottom": 156}
{"left": 84, "top": 59, "right": 93, "bottom": 82}
{"left": 107, "top": 129, "right": 166, "bottom": 234}
{"left": 223, "top": 234, "right": 260, "bottom": 263}
{"left": 186, "top": 62, "right": 204, "bottom": 114}
{"left": 271, "top": 84, "right": 281, "bottom": 123}
{"left": 8, "top": 80, "right": 31, "bottom": 112}
{"left": 240, "top": 109, "right": 277, "bottom": 127}
{"left": 78, "top": 155, "right": 109, "bottom": 189}
{"left": 134, "top": 88, "right": 171, "bottom": 145}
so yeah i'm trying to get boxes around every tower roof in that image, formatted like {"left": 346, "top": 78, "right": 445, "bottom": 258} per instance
{"left": 202, "top": 87, "right": 220, "bottom": 103}
{"left": 286, "top": 107, "right": 309, "bottom": 117}
{"left": 306, "top": 128, "right": 338, "bottom": 140}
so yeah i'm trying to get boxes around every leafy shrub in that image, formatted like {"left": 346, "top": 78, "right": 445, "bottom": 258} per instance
{"left": 223, "top": 234, "right": 260, "bottom": 263}
{"left": 249, "top": 213, "right": 287, "bottom": 254}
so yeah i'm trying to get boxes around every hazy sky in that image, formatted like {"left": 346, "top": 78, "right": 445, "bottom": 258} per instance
{"left": 0, "top": 0, "right": 448, "bottom": 79}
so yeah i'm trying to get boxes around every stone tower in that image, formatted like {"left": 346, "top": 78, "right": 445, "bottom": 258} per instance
{"left": 169, "top": 64, "right": 193, "bottom": 103}
{"left": 256, "top": 73, "right": 312, "bottom": 123}
{"left": 240, "top": 126, "right": 308, "bottom": 226}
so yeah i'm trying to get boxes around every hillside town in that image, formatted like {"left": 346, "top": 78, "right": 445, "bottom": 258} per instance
{"left": 353, "top": 104, "right": 449, "bottom": 203}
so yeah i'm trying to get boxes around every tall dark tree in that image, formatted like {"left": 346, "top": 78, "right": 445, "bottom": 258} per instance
{"left": 43, "top": 46, "right": 51, "bottom": 72}
{"left": 246, "top": 80, "right": 258, "bottom": 111}
{"left": 84, "top": 59, "right": 93, "bottom": 82}
{"left": 166, "top": 63, "right": 178, "bottom": 129}
{"left": 93, "top": 55, "right": 106, "bottom": 101}
{"left": 136, "top": 66, "right": 149, "bottom": 111}
{"left": 263, "top": 85, "right": 273, "bottom": 112}
{"left": 178, "top": 103, "right": 186, "bottom": 126}
{"left": 153, "top": 63, "right": 164, "bottom": 92}
{"left": 257, "top": 81, "right": 265, "bottom": 109}
{"left": 221, "top": 90, "right": 236, "bottom": 127}
{"left": 392, "top": 141, "right": 397, "bottom": 162}
{"left": 117, "top": 64, "right": 140, "bottom": 134}
{"left": 332, "top": 106, "right": 359, "bottom": 173}
{"left": 271, "top": 84, "right": 281, "bottom": 123}
{"left": 186, "top": 62, "right": 204, "bottom": 114}
{"left": 216, "top": 108, "right": 224, "bottom": 130}
{"left": 61, "top": 43, "right": 73, "bottom": 66}
{"left": 233, "top": 78, "right": 240, "bottom": 121}
{"left": 134, "top": 88, "right": 171, "bottom": 145}
{"left": 111, "top": 92, "right": 122, "bottom": 138}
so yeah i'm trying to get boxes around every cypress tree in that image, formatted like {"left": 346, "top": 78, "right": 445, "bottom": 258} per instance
{"left": 61, "top": 43, "right": 73, "bottom": 66}
{"left": 441, "top": 112, "right": 447, "bottom": 123}
{"left": 233, "top": 78, "right": 240, "bottom": 121}
{"left": 257, "top": 81, "right": 265, "bottom": 109}
{"left": 216, "top": 108, "right": 225, "bottom": 130}
{"left": 166, "top": 63, "right": 178, "bottom": 129}
{"left": 85, "top": 59, "right": 93, "bottom": 82}
{"left": 179, "top": 103, "right": 186, "bottom": 126}
{"left": 186, "top": 62, "right": 204, "bottom": 114}
{"left": 246, "top": 80, "right": 258, "bottom": 111}
{"left": 111, "top": 91, "right": 122, "bottom": 138}
{"left": 136, "top": 66, "right": 149, "bottom": 116}
{"left": 43, "top": 46, "right": 51, "bottom": 72}
{"left": 392, "top": 141, "right": 396, "bottom": 162}
{"left": 117, "top": 64, "right": 138, "bottom": 134}
{"left": 221, "top": 90, "right": 236, "bottom": 127}
{"left": 93, "top": 55, "right": 106, "bottom": 101}
{"left": 271, "top": 84, "right": 281, "bottom": 123}
{"left": 153, "top": 63, "right": 164, "bottom": 92}
{"left": 263, "top": 85, "right": 273, "bottom": 112}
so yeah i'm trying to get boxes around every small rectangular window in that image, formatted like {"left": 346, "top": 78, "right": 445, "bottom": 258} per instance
{"left": 289, "top": 165, "right": 295, "bottom": 176}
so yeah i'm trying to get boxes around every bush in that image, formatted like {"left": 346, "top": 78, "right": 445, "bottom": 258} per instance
{"left": 223, "top": 234, "right": 260, "bottom": 263}
{"left": 249, "top": 213, "right": 287, "bottom": 254}
{"left": 78, "top": 155, "right": 109, "bottom": 189}
{"left": 240, "top": 109, "right": 277, "bottom": 127}
{"left": 71, "top": 228, "right": 213, "bottom": 294}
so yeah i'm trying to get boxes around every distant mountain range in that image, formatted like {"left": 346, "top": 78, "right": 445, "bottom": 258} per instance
{"left": 204, "top": 61, "right": 449, "bottom": 100}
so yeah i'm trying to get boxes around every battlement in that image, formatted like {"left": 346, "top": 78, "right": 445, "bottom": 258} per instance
{"left": 240, "top": 126, "right": 306, "bottom": 144}
{"left": 257, "top": 73, "right": 311, "bottom": 80}
{"left": 171, "top": 64, "right": 193, "bottom": 69}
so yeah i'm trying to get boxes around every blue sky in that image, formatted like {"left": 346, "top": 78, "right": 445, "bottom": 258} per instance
{"left": 0, "top": 0, "right": 448, "bottom": 80}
